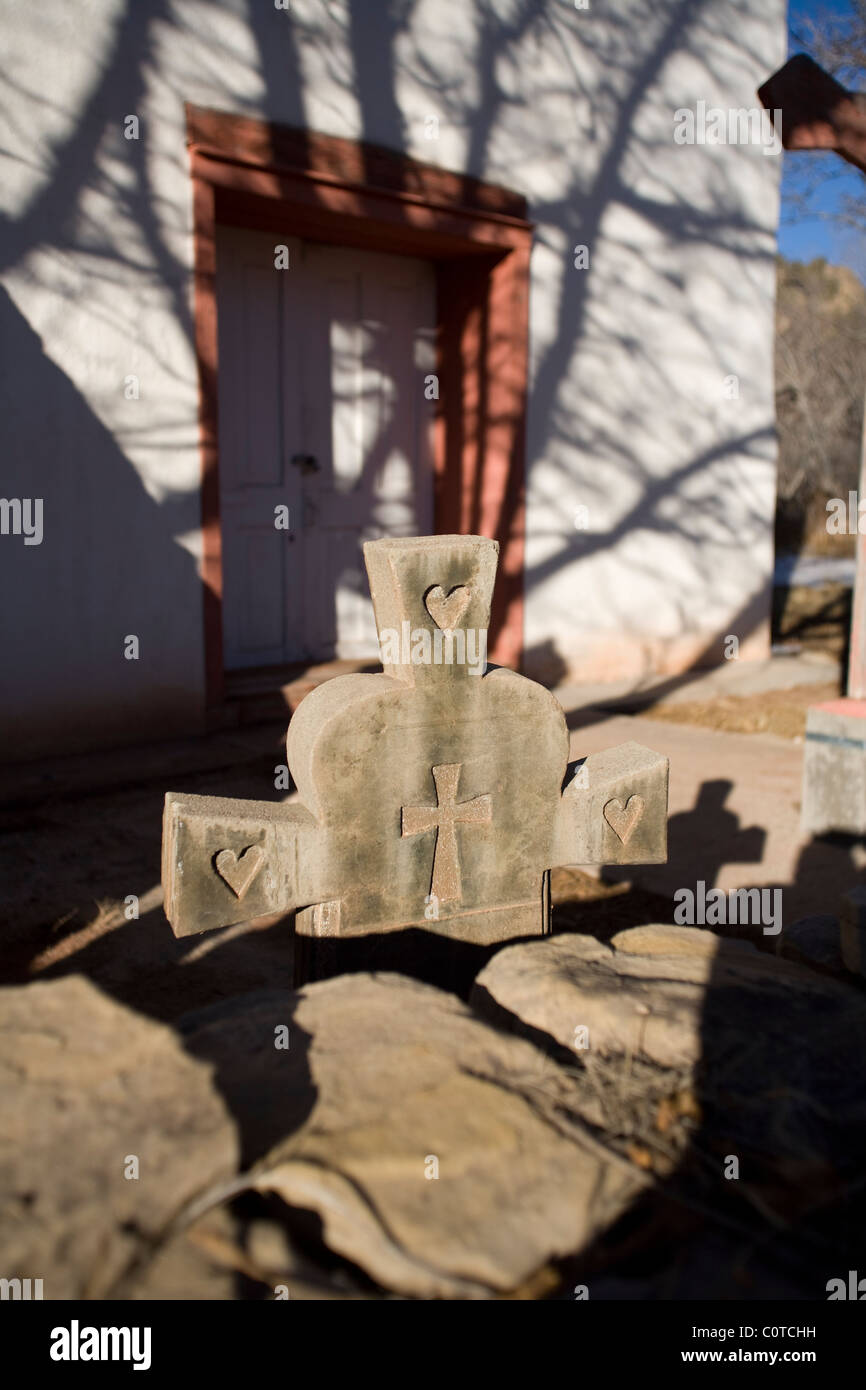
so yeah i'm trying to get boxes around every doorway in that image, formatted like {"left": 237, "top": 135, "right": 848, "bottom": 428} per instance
{"left": 187, "top": 105, "right": 531, "bottom": 714}
{"left": 216, "top": 227, "right": 435, "bottom": 670}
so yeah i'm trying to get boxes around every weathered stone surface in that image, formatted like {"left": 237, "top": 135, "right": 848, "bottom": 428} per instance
{"left": 9, "top": 944, "right": 862, "bottom": 1301}
{"left": 475, "top": 927, "right": 709, "bottom": 1068}
{"left": 0, "top": 976, "right": 237, "bottom": 1298}
{"left": 474, "top": 923, "right": 866, "bottom": 1068}
{"left": 472, "top": 924, "right": 866, "bottom": 1178}
{"left": 6, "top": 973, "right": 644, "bottom": 1300}
{"left": 180, "top": 973, "right": 644, "bottom": 1299}
{"left": 162, "top": 535, "right": 668, "bottom": 982}
{"left": 801, "top": 698, "right": 866, "bottom": 835}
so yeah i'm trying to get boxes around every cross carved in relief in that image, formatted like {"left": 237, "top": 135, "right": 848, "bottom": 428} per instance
{"left": 161, "top": 535, "right": 669, "bottom": 984}
{"left": 402, "top": 763, "right": 492, "bottom": 905}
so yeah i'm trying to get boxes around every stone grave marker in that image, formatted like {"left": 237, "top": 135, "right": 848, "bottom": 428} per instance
{"left": 162, "top": 535, "right": 669, "bottom": 984}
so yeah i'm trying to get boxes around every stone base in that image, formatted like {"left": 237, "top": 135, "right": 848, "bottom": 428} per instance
{"left": 801, "top": 698, "right": 866, "bottom": 836}
{"left": 294, "top": 887, "right": 552, "bottom": 992}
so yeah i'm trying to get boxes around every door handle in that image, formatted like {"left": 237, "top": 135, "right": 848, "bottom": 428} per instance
{"left": 290, "top": 453, "right": 319, "bottom": 475}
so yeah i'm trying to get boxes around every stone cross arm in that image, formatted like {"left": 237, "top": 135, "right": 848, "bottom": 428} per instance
{"left": 162, "top": 794, "right": 323, "bottom": 938}
{"left": 553, "top": 741, "right": 668, "bottom": 869}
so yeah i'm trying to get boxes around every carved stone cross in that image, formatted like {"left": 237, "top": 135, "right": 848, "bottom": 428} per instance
{"left": 162, "top": 535, "right": 669, "bottom": 983}
{"left": 402, "top": 763, "right": 493, "bottom": 905}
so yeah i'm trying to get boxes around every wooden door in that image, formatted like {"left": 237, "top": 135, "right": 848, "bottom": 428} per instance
{"left": 216, "top": 228, "right": 435, "bottom": 669}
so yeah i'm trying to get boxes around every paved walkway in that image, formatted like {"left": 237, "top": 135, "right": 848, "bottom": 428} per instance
{"left": 552, "top": 648, "right": 838, "bottom": 715}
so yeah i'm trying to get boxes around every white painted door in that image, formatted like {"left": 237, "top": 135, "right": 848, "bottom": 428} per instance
{"left": 216, "top": 228, "right": 436, "bottom": 669}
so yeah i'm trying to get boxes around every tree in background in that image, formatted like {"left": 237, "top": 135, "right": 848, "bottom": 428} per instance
{"left": 775, "top": 255, "right": 866, "bottom": 554}
{"left": 769, "top": 6, "right": 866, "bottom": 556}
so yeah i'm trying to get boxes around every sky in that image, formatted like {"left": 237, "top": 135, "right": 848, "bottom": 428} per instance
{"left": 777, "top": 0, "right": 865, "bottom": 279}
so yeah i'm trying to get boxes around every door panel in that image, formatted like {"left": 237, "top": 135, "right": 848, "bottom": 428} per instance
{"left": 300, "top": 243, "right": 435, "bottom": 658}
{"left": 216, "top": 230, "right": 435, "bottom": 669}
{"left": 216, "top": 227, "right": 304, "bottom": 668}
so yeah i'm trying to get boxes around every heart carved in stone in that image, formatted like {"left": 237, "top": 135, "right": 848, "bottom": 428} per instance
{"left": 602, "top": 795, "right": 644, "bottom": 844}
{"left": 424, "top": 584, "right": 471, "bottom": 631}
{"left": 215, "top": 845, "right": 265, "bottom": 898}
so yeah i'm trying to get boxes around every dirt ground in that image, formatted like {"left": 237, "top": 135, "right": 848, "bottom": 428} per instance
{"left": 1, "top": 583, "right": 863, "bottom": 1302}
{"left": 640, "top": 681, "right": 840, "bottom": 739}
{"left": 632, "top": 583, "right": 848, "bottom": 740}
{"left": 773, "top": 581, "right": 851, "bottom": 662}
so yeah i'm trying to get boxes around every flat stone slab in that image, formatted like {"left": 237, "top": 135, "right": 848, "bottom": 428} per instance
{"left": 474, "top": 925, "right": 743, "bottom": 1068}
{"left": 8, "top": 948, "right": 864, "bottom": 1299}
{"left": 473, "top": 922, "right": 866, "bottom": 1064}
{"left": 0, "top": 977, "right": 238, "bottom": 1299}
{"left": 180, "top": 973, "right": 644, "bottom": 1299}
{"left": 472, "top": 924, "right": 866, "bottom": 1189}
{"left": 2, "top": 972, "right": 646, "bottom": 1300}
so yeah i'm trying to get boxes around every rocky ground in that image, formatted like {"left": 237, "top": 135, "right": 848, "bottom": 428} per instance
{"left": 2, "top": 920, "right": 864, "bottom": 1301}
{"left": 1, "top": 715, "right": 865, "bottom": 1299}
{"left": 2, "top": 611, "right": 865, "bottom": 1299}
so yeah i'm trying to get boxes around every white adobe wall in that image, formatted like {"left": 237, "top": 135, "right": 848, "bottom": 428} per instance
{"left": 0, "top": 0, "right": 786, "bottom": 758}
{"left": 520, "top": 5, "right": 787, "bottom": 684}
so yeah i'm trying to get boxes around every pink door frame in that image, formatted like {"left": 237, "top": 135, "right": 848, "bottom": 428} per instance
{"left": 186, "top": 104, "right": 533, "bottom": 711}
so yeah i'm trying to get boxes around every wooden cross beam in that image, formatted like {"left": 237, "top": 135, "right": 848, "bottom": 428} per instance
{"left": 758, "top": 54, "right": 866, "bottom": 174}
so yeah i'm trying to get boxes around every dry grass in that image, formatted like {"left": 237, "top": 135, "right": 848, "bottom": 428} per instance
{"left": 773, "top": 581, "right": 851, "bottom": 658}
{"left": 640, "top": 681, "right": 840, "bottom": 740}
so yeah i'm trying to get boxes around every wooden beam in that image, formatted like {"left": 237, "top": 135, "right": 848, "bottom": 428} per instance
{"left": 758, "top": 54, "right": 866, "bottom": 175}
